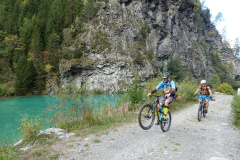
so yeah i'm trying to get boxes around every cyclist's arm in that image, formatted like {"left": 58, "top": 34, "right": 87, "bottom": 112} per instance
{"left": 148, "top": 87, "right": 158, "bottom": 97}
{"left": 148, "top": 82, "right": 163, "bottom": 97}
{"left": 209, "top": 88, "right": 212, "bottom": 97}
{"left": 194, "top": 88, "right": 200, "bottom": 95}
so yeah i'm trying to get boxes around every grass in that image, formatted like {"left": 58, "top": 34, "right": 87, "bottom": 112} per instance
{"left": 0, "top": 134, "right": 59, "bottom": 160}
{"left": 231, "top": 94, "right": 240, "bottom": 128}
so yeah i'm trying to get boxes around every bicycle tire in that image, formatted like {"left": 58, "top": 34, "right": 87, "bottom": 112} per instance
{"left": 203, "top": 104, "right": 206, "bottom": 118}
{"left": 198, "top": 104, "right": 202, "bottom": 122}
{"left": 138, "top": 104, "right": 155, "bottom": 130}
{"left": 160, "top": 111, "right": 171, "bottom": 132}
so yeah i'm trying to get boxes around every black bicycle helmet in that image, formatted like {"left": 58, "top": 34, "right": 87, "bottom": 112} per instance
{"left": 162, "top": 72, "right": 169, "bottom": 78}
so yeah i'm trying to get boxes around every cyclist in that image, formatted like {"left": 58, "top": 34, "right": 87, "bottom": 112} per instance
{"left": 193, "top": 80, "right": 212, "bottom": 113}
{"left": 147, "top": 72, "right": 176, "bottom": 124}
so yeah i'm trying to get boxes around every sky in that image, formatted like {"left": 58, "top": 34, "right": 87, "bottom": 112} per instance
{"left": 201, "top": 0, "right": 240, "bottom": 47}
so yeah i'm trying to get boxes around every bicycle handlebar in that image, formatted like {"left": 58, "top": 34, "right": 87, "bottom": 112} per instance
{"left": 193, "top": 95, "right": 215, "bottom": 101}
{"left": 149, "top": 95, "right": 164, "bottom": 98}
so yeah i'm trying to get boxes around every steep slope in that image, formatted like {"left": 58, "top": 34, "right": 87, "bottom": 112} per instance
{"left": 54, "top": 0, "right": 240, "bottom": 94}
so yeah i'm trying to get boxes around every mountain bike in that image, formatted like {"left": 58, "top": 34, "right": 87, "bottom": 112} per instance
{"left": 195, "top": 95, "right": 215, "bottom": 122}
{"left": 138, "top": 95, "right": 171, "bottom": 132}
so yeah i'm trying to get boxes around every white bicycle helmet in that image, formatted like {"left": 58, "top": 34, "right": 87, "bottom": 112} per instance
{"left": 200, "top": 79, "right": 206, "bottom": 84}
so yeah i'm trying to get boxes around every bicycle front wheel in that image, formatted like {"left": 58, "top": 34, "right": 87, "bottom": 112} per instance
{"left": 138, "top": 104, "right": 155, "bottom": 130}
{"left": 198, "top": 104, "right": 202, "bottom": 122}
{"left": 203, "top": 105, "right": 206, "bottom": 118}
{"left": 160, "top": 111, "right": 171, "bottom": 132}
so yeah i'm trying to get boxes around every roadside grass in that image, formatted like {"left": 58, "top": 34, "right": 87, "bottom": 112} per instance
{"left": 231, "top": 94, "right": 240, "bottom": 128}
{"left": 0, "top": 134, "right": 59, "bottom": 160}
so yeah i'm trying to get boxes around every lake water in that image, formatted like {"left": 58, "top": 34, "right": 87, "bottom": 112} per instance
{"left": 0, "top": 94, "right": 124, "bottom": 146}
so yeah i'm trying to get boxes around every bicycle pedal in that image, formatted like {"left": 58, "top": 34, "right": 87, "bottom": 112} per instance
{"left": 161, "top": 118, "right": 167, "bottom": 122}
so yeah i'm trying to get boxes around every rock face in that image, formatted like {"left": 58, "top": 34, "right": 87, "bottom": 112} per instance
{"left": 51, "top": 0, "right": 240, "bottom": 93}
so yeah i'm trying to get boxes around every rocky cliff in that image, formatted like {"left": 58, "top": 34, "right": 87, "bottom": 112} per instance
{"left": 46, "top": 0, "right": 240, "bottom": 94}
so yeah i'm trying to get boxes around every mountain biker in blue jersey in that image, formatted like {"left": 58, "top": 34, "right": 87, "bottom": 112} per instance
{"left": 193, "top": 80, "right": 213, "bottom": 113}
{"left": 147, "top": 72, "right": 176, "bottom": 124}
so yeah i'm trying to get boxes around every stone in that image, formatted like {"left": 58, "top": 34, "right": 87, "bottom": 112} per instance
{"left": 45, "top": 0, "right": 240, "bottom": 94}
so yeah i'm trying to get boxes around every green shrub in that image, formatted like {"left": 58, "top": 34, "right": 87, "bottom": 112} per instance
{"left": 231, "top": 95, "right": 240, "bottom": 128}
{"left": 0, "top": 146, "right": 17, "bottom": 160}
{"left": 218, "top": 83, "right": 233, "bottom": 95}
{"left": 177, "top": 77, "right": 198, "bottom": 103}
{"left": 18, "top": 115, "right": 42, "bottom": 141}
{"left": 74, "top": 48, "right": 83, "bottom": 58}
{"left": 223, "top": 74, "right": 240, "bottom": 90}
{"left": 145, "top": 49, "right": 154, "bottom": 60}
{"left": 45, "top": 84, "right": 91, "bottom": 127}
{"left": 167, "top": 57, "right": 183, "bottom": 82}
{"left": 133, "top": 52, "right": 144, "bottom": 65}
{"left": 208, "top": 74, "right": 221, "bottom": 92}
{"left": 126, "top": 76, "right": 144, "bottom": 110}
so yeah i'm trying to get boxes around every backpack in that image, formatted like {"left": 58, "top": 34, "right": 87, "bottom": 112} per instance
{"left": 200, "top": 83, "right": 211, "bottom": 95}
{"left": 169, "top": 80, "right": 178, "bottom": 92}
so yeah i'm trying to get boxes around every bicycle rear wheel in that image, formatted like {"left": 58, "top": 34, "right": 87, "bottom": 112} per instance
{"left": 160, "top": 111, "right": 171, "bottom": 132}
{"left": 138, "top": 104, "right": 155, "bottom": 130}
{"left": 198, "top": 104, "right": 202, "bottom": 122}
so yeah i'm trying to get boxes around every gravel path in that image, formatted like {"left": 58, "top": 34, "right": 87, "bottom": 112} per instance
{"left": 56, "top": 94, "right": 240, "bottom": 160}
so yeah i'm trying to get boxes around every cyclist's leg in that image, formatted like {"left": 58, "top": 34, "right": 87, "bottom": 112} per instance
{"left": 159, "top": 96, "right": 166, "bottom": 111}
{"left": 155, "top": 97, "right": 166, "bottom": 125}
{"left": 163, "top": 97, "right": 174, "bottom": 119}
{"left": 205, "top": 95, "right": 210, "bottom": 110}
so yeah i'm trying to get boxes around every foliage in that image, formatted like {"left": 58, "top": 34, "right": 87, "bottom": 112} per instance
{"left": 84, "top": 0, "right": 100, "bottom": 21}
{"left": 144, "top": 74, "right": 163, "bottom": 96}
{"left": 136, "top": 22, "right": 150, "bottom": 45}
{"left": 45, "top": 84, "right": 92, "bottom": 127}
{"left": 176, "top": 77, "right": 198, "bottom": 103}
{"left": 233, "top": 37, "right": 240, "bottom": 58}
{"left": 231, "top": 95, "right": 240, "bottom": 128}
{"left": 0, "top": 83, "right": 15, "bottom": 96}
{"left": 0, "top": 0, "right": 104, "bottom": 96}
{"left": 89, "top": 30, "right": 111, "bottom": 50}
{"left": 126, "top": 76, "right": 144, "bottom": 109}
{"left": 223, "top": 75, "right": 240, "bottom": 90}
{"left": 145, "top": 49, "right": 154, "bottom": 61}
{"left": 133, "top": 52, "right": 144, "bottom": 65}
{"left": 208, "top": 74, "right": 221, "bottom": 92}
{"left": 0, "top": 146, "right": 17, "bottom": 160}
{"left": 213, "top": 12, "right": 224, "bottom": 25}
{"left": 14, "top": 54, "right": 37, "bottom": 95}
{"left": 218, "top": 83, "right": 233, "bottom": 95}
{"left": 193, "top": 0, "right": 211, "bottom": 33}
{"left": 167, "top": 57, "right": 183, "bottom": 82}
{"left": 18, "top": 115, "right": 42, "bottom": 141}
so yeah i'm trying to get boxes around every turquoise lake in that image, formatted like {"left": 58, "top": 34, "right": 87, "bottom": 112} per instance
{"left": 0, "top": 94, "right": 123, "bottom": 145}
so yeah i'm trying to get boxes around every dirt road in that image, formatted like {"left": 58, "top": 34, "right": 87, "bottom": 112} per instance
{"left": 56, "top": 94, "right": 240, "bottom": 160}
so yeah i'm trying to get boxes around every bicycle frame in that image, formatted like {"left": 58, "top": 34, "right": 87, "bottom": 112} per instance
{"left": 151, "top": 95, "right": 167, "bottom": 122}
{"left": 195, "top": 95, "right": 212, "bottom": 121}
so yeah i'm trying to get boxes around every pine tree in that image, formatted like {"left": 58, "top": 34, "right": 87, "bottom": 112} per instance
{"left": 29, "top": 26, "right": 43, "bottom": 72}
{"left": 19, "top": 18, "right": 34, "bottom": 52}
{"left": 14, "top": 54, "right": 37, "bottom": 95}
{"left": 167, "top": 57, "right": 183, "bottom": 82}
{"left": 65, "top": 0, "right": 84, "bottom": 26}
